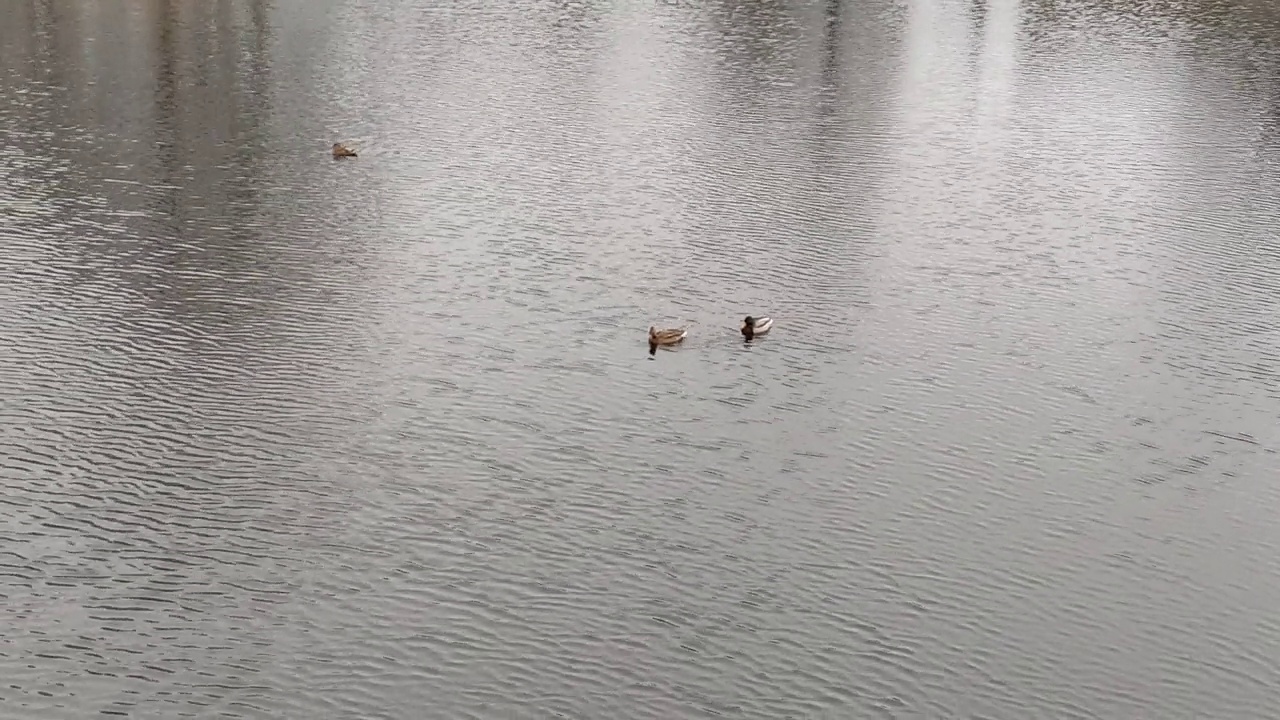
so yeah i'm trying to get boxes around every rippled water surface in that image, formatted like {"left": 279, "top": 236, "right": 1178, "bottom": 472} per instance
{"left": 5, "top": 0, "right": 1280, "bottom": 717}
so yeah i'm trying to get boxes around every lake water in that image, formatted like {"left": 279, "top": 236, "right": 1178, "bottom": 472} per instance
{"left": 4, "top": 0, "right": 1280, "bottom": 717}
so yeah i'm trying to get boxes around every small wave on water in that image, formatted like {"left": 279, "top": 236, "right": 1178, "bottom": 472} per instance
{"left": 5, "top": 0, "right": 1280, "bottom": 718}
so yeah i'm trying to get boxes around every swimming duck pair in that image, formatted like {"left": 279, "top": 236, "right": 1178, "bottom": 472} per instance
{"left": 648, "top": 316, "right": 773, "bottom": 355}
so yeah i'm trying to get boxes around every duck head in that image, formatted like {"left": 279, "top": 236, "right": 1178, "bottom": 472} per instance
{"left": 742, "top": 316, "right": 756, "bottom": 340}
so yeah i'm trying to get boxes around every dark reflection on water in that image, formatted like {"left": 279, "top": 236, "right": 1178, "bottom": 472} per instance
{"left": 4, "top": 0, "right": 1280, "bottom": 717}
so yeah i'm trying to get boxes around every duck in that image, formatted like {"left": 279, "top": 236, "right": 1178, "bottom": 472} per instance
{"left": 648, "top": 326, "right": 688, "bottom": 355}
{"left": 741, "top": 315, "right": 773, "bottom": 341}
{"left": 332, "top": 142, "right": 358, "bottom": 158}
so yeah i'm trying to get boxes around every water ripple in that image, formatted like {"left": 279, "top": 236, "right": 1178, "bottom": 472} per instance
{"left": 4, "top": 0, "right": 1280, "bottom": 718}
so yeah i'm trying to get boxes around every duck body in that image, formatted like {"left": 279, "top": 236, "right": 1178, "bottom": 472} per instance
{"left": 332, "top": 142, "right": 358, "bottom": 158}
{"left": 648, "top": 326, "right": 688, "bottom": 355}
{"left": 741, "top": 315, "right": 772, "bottom": 341}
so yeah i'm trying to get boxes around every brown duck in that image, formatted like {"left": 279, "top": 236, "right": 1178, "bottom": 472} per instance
{"left": 648, "top": 326, "right": 688, "bottom": 355}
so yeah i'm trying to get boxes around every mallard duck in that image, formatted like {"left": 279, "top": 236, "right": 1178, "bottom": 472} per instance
{"left": 648, "top": 326, "right": 688, "bottom": 355}
{"left": 332, "top": 142, "right": 358, "bottom": 158}
{"left": 741, "top": 315, "right": 773, "bottom": 341}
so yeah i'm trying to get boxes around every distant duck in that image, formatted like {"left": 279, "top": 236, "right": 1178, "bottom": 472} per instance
{"left": 648, "top": 326, "right": 688, "bottom": 355}
{"left": 332, "top": 142, "right": 358, "bottom": 158}
{"left": 741, "top": 315, "right": 773, "bottom": 341}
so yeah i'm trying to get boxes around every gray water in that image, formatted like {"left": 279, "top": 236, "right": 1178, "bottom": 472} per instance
{"left": 4, "top": 0, "right": 1280, "bottom": 717}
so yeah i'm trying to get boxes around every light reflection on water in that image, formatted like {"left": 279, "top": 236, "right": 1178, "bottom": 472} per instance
{"left": 3, "top": 0, "right": 1280, "bottom": 717}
